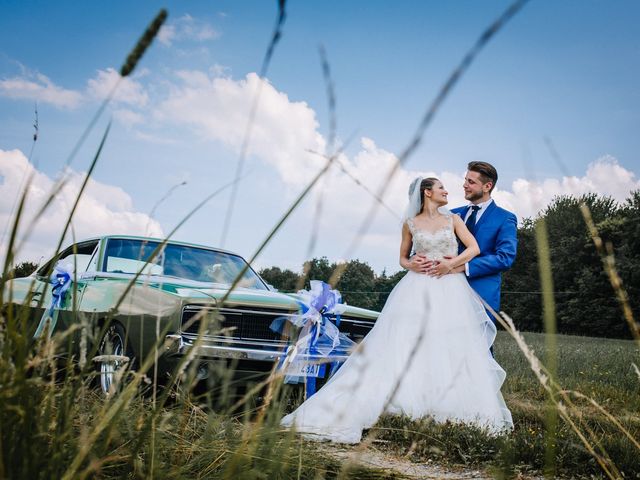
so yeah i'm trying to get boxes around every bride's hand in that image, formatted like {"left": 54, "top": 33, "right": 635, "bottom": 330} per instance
{"left": 408, "top": 254, "right": 431, "bottom": 274}
{"left": 430, "top": 258, "right": 454, "bottom": 278}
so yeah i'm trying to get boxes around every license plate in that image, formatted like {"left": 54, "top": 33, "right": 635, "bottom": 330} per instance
{"left": 285, "top": 360, "right": 321, "bottom": 377}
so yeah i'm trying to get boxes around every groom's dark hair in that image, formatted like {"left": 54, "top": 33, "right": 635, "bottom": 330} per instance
{"left": 468, "top": 161, "right": 498, "bottom": 193}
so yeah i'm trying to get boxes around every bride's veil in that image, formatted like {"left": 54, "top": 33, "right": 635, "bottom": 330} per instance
{"left": 402, "top": 177, "right": 423, "bottom": 222}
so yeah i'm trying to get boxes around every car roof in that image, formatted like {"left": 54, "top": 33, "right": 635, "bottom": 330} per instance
{"left": 69, "top": 235, "right": 242, "bottom": 257}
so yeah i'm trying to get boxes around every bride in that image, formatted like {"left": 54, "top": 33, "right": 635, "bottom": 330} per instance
{"left": 281, "top": 177, "right": 513, "bottom": 443}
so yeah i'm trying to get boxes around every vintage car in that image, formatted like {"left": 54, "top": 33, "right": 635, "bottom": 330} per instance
{"left": 5, "top": 235, "right": 378, "bottom": 393}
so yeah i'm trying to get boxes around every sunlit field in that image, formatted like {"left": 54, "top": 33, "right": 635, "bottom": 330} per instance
{"left": 3, "top": 326, "right": 636, "bottom": 478}
{"left": 374, "top": 331, "right": 640, "bottom": 478}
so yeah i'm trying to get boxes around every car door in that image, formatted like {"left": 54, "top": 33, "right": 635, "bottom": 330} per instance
{"left": 33, "top": 240, "right": 100, "bottom": 338}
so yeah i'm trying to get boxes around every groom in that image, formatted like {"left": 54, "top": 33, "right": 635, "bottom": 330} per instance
{"left": 449, "top": 161, "right": 517, "bottom": 317}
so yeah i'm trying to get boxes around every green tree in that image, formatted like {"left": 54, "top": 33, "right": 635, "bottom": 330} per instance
{"left": 502, "top": 218, "right": 540, "bottom": 331}
{"left": 373, "top": 269, "right": 406, "bottom": 311}
{"left": 301, "top": 257, "right": 334, "bottom": 287}
{"left": 2, "top": 261, "right": 39, "bottom": 281}
{"left": 502, "top": 193, "right": 636, "bottom": 338}
{"left": 258, "top": 266, "right": 300, "bottom": 292}
{"left": 616, "top": 190, "right": 640, "bottom": 317}
{"left": 335, "top": 259, "right": 377, "bottom": 310}
{"left": 590, "top": 190, "right": 640, "bottom": 336}
{"left": 544, "top": 194, "right": 619, "bottom": 336}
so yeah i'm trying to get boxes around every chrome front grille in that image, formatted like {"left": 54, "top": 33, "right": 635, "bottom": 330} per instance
{"left": 181, "top": 305, "right": 376, "bottom": 343}
{"left": 181, "top": 305, "right": 295, "bottom": 342}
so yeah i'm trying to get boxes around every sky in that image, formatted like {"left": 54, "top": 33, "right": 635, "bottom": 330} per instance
{"left": 1, "top": 0, "right": 639, "bottom": 274}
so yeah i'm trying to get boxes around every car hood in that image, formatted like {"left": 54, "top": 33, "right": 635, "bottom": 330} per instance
{"left": 135, "top": 275, "right": 300, "bottom": 311}
{"left": 132, "top": 275, "right": 379, "bottom": 319}
{"left": 78, "top": 272, "right": 380, "bottom": 320}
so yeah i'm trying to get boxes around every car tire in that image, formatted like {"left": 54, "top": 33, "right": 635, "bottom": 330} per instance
{"left": 96, "top": 322, "right": 134, "bottom": 395}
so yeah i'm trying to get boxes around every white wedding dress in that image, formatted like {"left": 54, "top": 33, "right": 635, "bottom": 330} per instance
{"left": 280, "top": 214, "right": 513, "bottom": 443}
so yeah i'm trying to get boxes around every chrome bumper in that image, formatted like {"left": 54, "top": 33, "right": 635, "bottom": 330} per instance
{"left": 164, "top": 334, "right": 351, "bottom": 363}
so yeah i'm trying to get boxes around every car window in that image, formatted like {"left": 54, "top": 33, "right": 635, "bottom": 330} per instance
{"left": 106, "top": 256, "right": 163, "bottom": 275}
{"left": 103, "top": 239, "right": 163, "bottom": 275}
{"left": 37, "top": 241, "right": 100, "bottom": 278}
{"left": 102, "top": 238, "right": 267, "bottom": 290}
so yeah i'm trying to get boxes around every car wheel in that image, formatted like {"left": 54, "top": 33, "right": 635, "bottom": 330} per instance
{"left": 96, "top": 322, "right": 132, "bottom": 395}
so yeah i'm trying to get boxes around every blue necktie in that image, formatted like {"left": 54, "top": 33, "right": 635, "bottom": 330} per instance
{"left": 465, "top": 205, "right": 481, "bottom": 235}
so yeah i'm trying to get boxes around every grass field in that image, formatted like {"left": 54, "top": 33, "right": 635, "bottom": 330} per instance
{"left": 372, "top": 331, "right": 640, "bottom": 478}
{"left": 2, "top": 327, "right": 637, "bottom": 479}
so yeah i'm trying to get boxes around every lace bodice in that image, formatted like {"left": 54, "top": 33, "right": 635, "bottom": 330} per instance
{"left": 407, "top": 215, "right": 458, "bottom": 260}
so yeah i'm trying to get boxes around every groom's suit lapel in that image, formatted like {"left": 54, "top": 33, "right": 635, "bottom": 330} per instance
{"left": 474, "top": 200, "right": 497, "bottom": 231}
{"left": 458, "top": 206, "right": 471, "bottom": 219}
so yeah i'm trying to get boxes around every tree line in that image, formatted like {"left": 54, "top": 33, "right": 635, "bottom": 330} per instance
{"left": 261, "top": 191, "right": 640, "bottom": 339}
{"left": 5, "top": 192, "right": 637, "bottom": 338}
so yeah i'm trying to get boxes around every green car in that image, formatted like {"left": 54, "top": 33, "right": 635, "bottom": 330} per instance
{"left": 5, "top": 235, "right": 378, "bottom": 393}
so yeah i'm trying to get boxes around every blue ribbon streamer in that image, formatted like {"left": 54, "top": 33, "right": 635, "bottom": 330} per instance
{"left": 270, "top": 280, "right": 355, "bottom": 397}
{"left": 34, "top": 263, "right": 72, "bottom": 338}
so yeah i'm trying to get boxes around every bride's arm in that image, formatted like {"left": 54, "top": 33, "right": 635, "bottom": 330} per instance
{"left": 431, "top": 216, "right": 480, "bottom": 277}
{"left": 400, "top": 222, "right": 429, "bottom": 273}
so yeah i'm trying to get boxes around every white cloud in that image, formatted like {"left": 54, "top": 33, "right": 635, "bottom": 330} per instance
{"left": 152, "top": 69, "right": 640, "bottom": 239}
{"left": 0, "top": 66, "right": 150, "bottom": 111}
{"left": 113, "top": 108, "right": 145, "bottom": 128}
{"left": 133, "top": 131, "right": 177, "bottom": 145}
{"left": 0, "top": 149, "right": 163, "bottom": 265}
{"left": 494, "top": 156, "right": 640, "bottom": 220}
{"left": 156, "top": 72, "right": 326, "bottom": 184}
{"left": 2, "top": 66, "right": 635, "bottom": 274}
{"left": 158, "top": 24, "right": 177, "bottom": 46}
{"left": 0, "top": 72, "right": 83, "bottom": 109}
{"left": 158, "top": 14, "right": 220, "bottom": 47}
{"left": 86, "top": 68, "right": 149, "bottom": 107}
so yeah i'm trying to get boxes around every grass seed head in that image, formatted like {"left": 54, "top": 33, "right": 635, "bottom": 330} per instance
{"left": 120, "top": 9, "right": 168, "bottom": 77}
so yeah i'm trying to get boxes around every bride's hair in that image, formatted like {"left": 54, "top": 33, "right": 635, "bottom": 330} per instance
{"left": 404, "top": 176, "right": 441, "bottom": 220}
{"left": 416, "top": 177, "right": 440, "bottom": 213}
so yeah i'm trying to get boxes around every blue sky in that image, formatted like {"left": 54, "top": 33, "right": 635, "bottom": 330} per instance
{"left": 1, "top": 1, "right": 639, "bottom": 273}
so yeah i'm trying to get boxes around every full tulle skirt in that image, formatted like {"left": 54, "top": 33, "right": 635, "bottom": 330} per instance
{"left": 280, "top": 271, "right": 513, "bottom": 444}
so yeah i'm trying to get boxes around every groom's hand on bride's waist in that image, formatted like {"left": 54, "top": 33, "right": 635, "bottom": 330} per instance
{"left": 424, "top": 256, "right": 463, "bottom": 277}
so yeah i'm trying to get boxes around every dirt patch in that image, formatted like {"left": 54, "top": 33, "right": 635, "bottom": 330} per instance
{"left": 320, "top": 442, "right": 543, "bottom": 479}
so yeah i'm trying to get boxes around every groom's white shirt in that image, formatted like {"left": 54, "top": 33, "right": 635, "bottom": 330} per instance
{"left": 462, "top": 198, "right": 494, "bottom": 276}
{"left": 462, "top": 198, "right": 493, "bottom": 223}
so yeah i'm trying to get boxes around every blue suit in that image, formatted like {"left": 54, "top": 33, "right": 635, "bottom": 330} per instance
{"left": 451, "top": 202, "right": 517, "bottom": 313}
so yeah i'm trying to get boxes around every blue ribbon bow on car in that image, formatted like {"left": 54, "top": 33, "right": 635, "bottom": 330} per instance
{"left": 34, "top": 262, "right": 73, "bottom": 338}
{"left": 270, "top": 280, "right": 355, "bottom": 397}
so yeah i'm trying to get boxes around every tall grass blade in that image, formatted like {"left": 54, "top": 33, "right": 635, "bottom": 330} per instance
{"left": 534, "top": 218, "right": 558, "bottom": 478}
{"left": 343, "top": 0, "right": 529, "bottom": 261}
{"left": 220, "top": 0, "right": 288, "bottom": 247}
{"left": 51, "top": 122, "right": 112, "bottom": 263}
{"left": 303, "top": 46, "right": 337, "bottom": 263}
{"left": 485, "top": 305, "right": 623, "bottom": 478}
{"left": 0, "top": 105, "right": 38, "bottom": 255}
{"left": 580, "top": 204, "right": 640, "bottom": 345}
{"left": 63, "top": 9, "right": 167, "bottom": 171}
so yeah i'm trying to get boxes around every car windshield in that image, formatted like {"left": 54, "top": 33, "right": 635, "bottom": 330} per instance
{"left": 102, "top": 238, "right": 267, "bottom": 290}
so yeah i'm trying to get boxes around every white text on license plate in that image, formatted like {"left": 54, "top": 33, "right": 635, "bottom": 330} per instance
{"left": 286, "top": 361, "right": 320, "bottom": 377}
